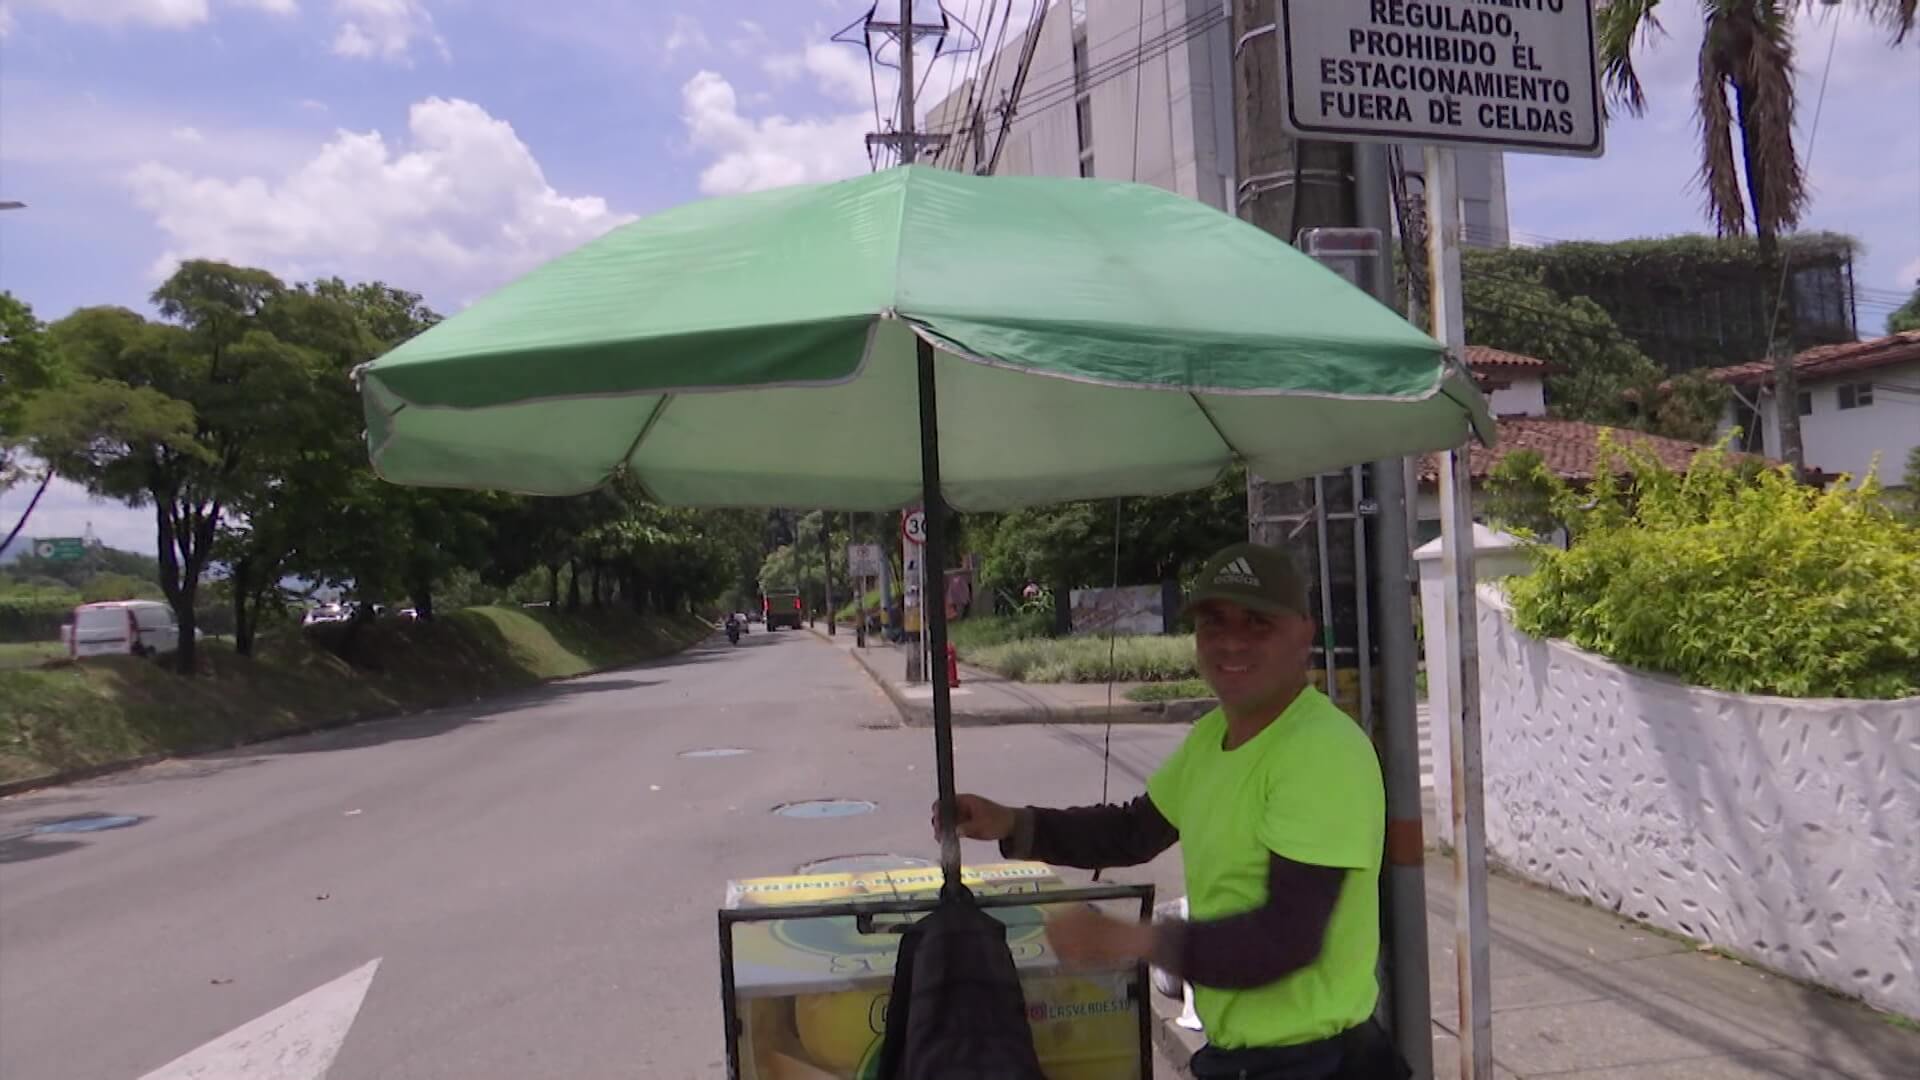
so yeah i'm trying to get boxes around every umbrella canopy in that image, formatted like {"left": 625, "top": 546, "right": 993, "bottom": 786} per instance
{"left": 361, "top": 165, "right": 1491, "bottom": 509}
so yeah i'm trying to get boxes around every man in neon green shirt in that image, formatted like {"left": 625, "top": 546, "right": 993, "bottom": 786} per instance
{"left": 942, "top": 543, "right": 1398, "bottom": 1079}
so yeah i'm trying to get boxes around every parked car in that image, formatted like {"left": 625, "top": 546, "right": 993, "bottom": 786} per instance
{"left": 303, "top": 604, "right": 348, "bottom": 626}
{"left": 63, "top": 600, "right": 179, "bottom": 659}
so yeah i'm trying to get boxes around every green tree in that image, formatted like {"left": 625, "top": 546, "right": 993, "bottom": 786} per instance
{"left": 29, "top": 262, "right": 316, "bottom": 672}
{"left": 1888, "top": 281, "right": 1920, "bottom": 334}
{"left": 1, "top": 293, "right": 71, "bottom": 555}
{"left": 1462, "top": 254, "right": 1664, "bottom": 424}
{"left": 217, "top": 279, "right": 441, "bottom": 654}
{"left": 965, "top": 468, "right": 1247, "bottom": 610}
{"left": 80, "top": 571, "right": 165, "bottom": 603}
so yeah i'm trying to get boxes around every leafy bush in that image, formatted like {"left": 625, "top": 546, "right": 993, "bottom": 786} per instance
{"left": 1507, "top": 438, "right": 1920, "bottom": 699}
{"left": 948, "top": 611, "right": 1054, "bottom": 653}
{"left": 968, "top": 633, "right": 1196, "bottom": 684}
{"left": 0, "top": 587, "right": 79, "bottom": 643}
{"left": 1124, "top": 678, "right": 1211, "bottom": 703}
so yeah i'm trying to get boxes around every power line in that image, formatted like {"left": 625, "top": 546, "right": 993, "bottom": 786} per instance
{"left": 919, "top": 3, "right": 1223, "bottom": 143}
{"left": 1127, "top": 0, "right": 1148, "bottom": 182}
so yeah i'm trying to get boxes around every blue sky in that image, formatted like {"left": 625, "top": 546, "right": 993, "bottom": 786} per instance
{"left": 1, "top": 1, "right": 1915, "bottom": 553}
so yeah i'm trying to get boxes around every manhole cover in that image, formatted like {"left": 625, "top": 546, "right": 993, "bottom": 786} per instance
{"left": 796, "top": 853, "right": 934, "bottom": 875}
{"left": 773, "top": 799, "right": 877, "bottom": 820}
{"left": 678, "top": 747, "right": 753, "bottom": 759}
{"left": 34, "top": 814, "right": 142, "bottom": 835}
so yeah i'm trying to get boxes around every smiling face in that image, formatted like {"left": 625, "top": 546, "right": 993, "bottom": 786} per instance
{"left": 1191, "top": 598, "right": 1315, "bottom": 716}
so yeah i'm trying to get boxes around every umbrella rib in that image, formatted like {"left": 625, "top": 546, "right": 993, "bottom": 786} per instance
{"left": 1187, "top": 392, "right": 1238, "bottom": 461}
{"left": 616, "top": 395, "right": 675, "bottom": 488}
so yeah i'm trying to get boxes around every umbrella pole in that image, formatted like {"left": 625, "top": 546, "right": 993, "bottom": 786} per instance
{"left": 915, "top": 335, "right": 963, "bottom": 890}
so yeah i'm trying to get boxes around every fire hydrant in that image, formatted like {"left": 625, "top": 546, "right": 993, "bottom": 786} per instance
{"left": 946, "top": 642, "right": 961, "bottom": 687}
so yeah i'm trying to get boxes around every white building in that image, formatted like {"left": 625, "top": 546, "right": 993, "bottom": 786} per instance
{"left": 924, "top": 0, "right": 1510, "bottom": 242}
{"left": 1707, "top": 331, "right": 1920, "bottom": 490}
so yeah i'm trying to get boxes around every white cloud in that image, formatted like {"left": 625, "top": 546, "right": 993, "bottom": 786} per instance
{"left": 330, "top": 0, "right": 441, "bottom": 63}
{"left": 663, "top": 12, "right": 707, "bottom": 56}
{"left": 763, "top": 42, "right": 874, "bottom": 108}
{"left": 126, "top": 97, "right": 632, "bottom": 301}
{"left": 0, "top": 0, "right": 293, "bottom": 29}
{"left": 2, "top": 0, "right": 210, "bottom": 27}
{"left": 170, "top": 125, "right": 205, "bottom": 144}
{"left": 680, "top": 70, "right": 873, "bottom": 196}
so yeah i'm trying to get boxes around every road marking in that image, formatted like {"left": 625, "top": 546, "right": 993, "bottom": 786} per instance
{"left": 136, "top": 959, "right": 380, "bottom": 1080}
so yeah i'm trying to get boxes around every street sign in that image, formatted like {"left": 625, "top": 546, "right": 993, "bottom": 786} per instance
{"left": 900, "top": 509, "right": 926, "bottom": 547}
{"left": 32, "top": 538, "right": 85, "bottom": 561}
{"left": 847, "top": 543, "right": 884, "bottom": 577}
{"left": 1277, "top": 0, "right": 1602, "bottom": 157}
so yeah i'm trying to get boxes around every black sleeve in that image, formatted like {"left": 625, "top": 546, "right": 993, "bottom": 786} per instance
{"left": 997, "top": 794, "right": 1179, "bottom": 870}
{"left": 1150, "top": 852, "right": 1345, "bottom": 990}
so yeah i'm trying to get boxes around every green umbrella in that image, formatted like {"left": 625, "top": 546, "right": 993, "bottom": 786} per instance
{"left": 358, "top": 164, "right": 1492, "bottom": 883}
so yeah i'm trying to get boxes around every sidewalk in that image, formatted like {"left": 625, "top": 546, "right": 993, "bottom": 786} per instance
{"left": 807, "top": 622, "right": 1214, "bottom": 727}
{"left": 1151, "top": 853, "right": 1920, "bottom": 1079}
{"left": 805, "top": 624, "right": 1920, "bottom": 1077}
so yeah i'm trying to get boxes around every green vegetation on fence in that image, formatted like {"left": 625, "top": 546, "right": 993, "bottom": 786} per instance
{"left": 1507, "top": 440, "right": 1920, "bottom": 700}
{"left": 967, "top": 633, "right": 1197, "bottom": 684}
{"left": 0, "top": 607, "right": 709, "bottom": 785}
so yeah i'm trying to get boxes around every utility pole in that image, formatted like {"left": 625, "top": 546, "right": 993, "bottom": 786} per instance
{"left": 1428, "top": 146, "right": 1492, "bottom": 1080}
{"left": 821, "top": 511, "right": 836, "bottom": 636}
{"left": 864, "top": 1, "right": 950, "bottom": 166}
{"left": 1232, "top": 0, "right": 1354, "bottom": 676}
{"left": 1233, "top": 3, "right": 1431, "bottom": 1074}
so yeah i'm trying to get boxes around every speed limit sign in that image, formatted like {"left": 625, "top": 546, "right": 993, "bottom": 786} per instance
{"left": 901, "top": 509, "right": 926, "bottom": 547}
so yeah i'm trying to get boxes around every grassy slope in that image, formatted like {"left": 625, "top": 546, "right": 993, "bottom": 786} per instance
{"left": 0, "top": 607, "right": 709, "bottom": 785}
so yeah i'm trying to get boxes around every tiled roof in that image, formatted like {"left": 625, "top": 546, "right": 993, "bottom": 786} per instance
{"left": 1700, "top": 331, "right": 1920, "bottom": 389}
{"left": 1464, "top": 345, "right": 1552, "bottom": 372}
{"left": 1420, "top": 418, "right": 1755, "bottom": 484}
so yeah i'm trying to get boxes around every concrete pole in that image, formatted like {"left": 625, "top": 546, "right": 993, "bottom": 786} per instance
{"left": 1358, "top": 139, "right": 1434, "bottom": 1080}
{"left": 1427, "top": 145, "right": 1492, "bottom": 1080}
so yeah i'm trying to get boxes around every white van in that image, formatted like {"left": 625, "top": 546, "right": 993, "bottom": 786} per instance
{"left": 64, "top": 601, "right": 180, "bottom": 659}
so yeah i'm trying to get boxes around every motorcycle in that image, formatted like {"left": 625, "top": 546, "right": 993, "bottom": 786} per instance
{"left": 725, "top": 618, "right": 741, "bottom": 646}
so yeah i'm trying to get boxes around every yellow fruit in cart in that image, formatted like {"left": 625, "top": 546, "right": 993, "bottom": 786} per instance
{"left": 1025, "top": 975, "right": 1140, "bottom": 1080}
{"left": 793, "top": 989, "right": 885, "bottom": 1072}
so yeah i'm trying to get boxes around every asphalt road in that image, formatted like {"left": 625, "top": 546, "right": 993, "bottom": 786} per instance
{"left": 0, "top": 627, "right": 1189, "bottom": 1079}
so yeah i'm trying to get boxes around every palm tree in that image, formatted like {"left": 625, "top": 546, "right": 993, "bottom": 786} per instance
{"left": 1598, "top": 0, "right": 1914, "bottom": 257}
{"left": 1598, "top": 1, "right": 1914, "bottom": 474}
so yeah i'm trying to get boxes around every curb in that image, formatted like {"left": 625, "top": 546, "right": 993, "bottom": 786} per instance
{"left": 809, "top": 625, "right": 1214, "bottom": 729}
{"left": 1149, "top": 991, "right": 1204, "bottom": 1077}
{"left": 0, "top": 626, "right": 716, "bottom": 800}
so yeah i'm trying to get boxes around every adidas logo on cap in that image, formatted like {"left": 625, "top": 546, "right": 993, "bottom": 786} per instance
{"left": 1215, "top": 556, "right": 1261, "bottom": 587}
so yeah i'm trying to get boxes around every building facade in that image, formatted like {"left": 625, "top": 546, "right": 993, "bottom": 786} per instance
{"left": 1709, "top": 331, "right": 1920, "bottom": 489}
{"left": 925, "top": 0, "right": 1510, "bottom": 243}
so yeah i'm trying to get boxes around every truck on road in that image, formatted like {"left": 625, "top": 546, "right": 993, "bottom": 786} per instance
{"left": 762, "top": 589, "right": 802, "bottom": 630}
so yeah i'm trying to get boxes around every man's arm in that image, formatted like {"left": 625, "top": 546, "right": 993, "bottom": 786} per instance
{"left": 1150, "top": 853, "right": 1344, "bottom": 989}
{"left": 995, "top": 794, "right": 1179, "bottom": 870}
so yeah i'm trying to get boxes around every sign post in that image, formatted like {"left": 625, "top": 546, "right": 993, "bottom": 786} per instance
{"left": 901, "top": 509, "right": 927, "bottom": 682}
{"left": 1276, "top": 0, "right": 1603, "bottom": 157}
{"left": 1276, "top": 6, "right": 1601, "bottom": 1076}
{"left": 852, "top": 538, "right": 887, "bottom": 645}
{"left": 33, "top": 538, "right": 86, "bottom": 562}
